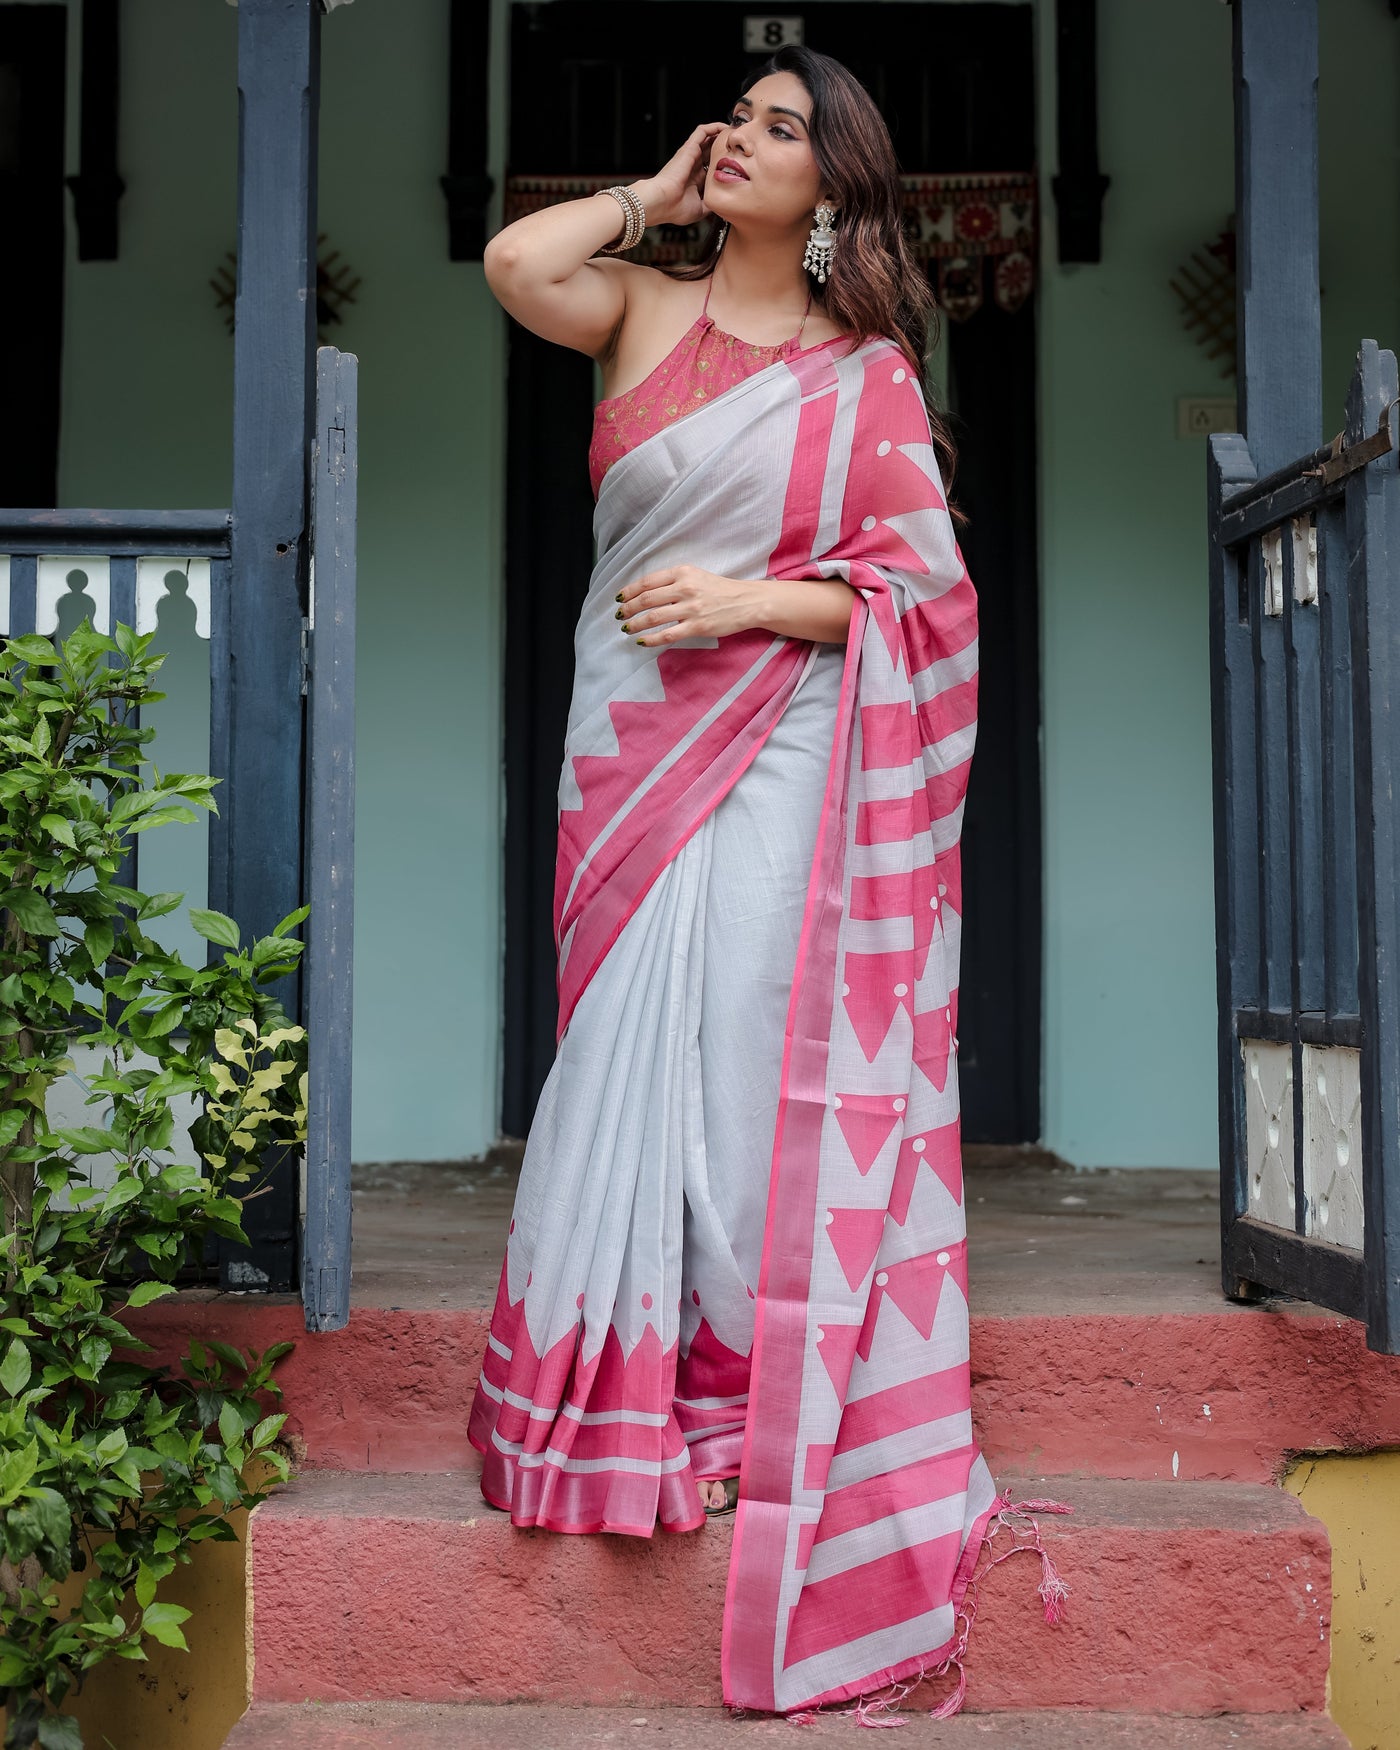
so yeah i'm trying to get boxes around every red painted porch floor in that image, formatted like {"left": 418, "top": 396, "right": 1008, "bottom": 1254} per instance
{"left": 333, "top": 1145, "right": 1257, "bottom": 1316}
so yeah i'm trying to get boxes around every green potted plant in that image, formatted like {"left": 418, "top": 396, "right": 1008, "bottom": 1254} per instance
{"left": 0, "top": 620, "right": 307, "bottom": 1748}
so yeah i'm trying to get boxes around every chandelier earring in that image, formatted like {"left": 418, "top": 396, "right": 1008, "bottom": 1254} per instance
{"left": 715, "top": 219, "right": 730, "bottom": 251}
{"left": 802, "top": 202, "right": 838, "bottom": 283}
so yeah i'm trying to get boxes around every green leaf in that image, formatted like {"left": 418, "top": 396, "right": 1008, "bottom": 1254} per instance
{"left": 140, "top": 1601, "right": 191, "bottom": 1650}
{"left": 135, "top": 1562, "right": 158, "bottom": 1609}
{"left": 79, "top": 1335, "right": 113, "bottom": 1378}
{"left": 99, "top": 1176, "right": 145, "bottom": 1215}
{"left": 127, "top": 805, "right": 199, "bottom": 834}
{"left": 136, "top": 890, "right": 184, "bottom": 921}
{"left": 0, "top": 1336, "right": 32, "bottom": 1395}
{"left": 0, "top": 1107, "right": 26, "bottom": 1150}
{"left": 0, "top": 1649, "right": 35, "bottom": 1686}
{"left": 6, "top": 633, "right": 59, "bottom": 665}
{"left": 217, "top": 1400, "right": 243, "bottom": 1448}
{"left": 84, "top": 921, "right": 115, "bottom": 967}
{"left": 39, "top": 813, "right": 76, "bottom": 850}
{"left": 1, "top": 889, "right": 61, "bottom": 938}
{"left": 251, "top": 1412, "right": 287, "bottom": 1448}
{"left": 142, "top": 998, "right": 185, "bottom": 1039}
{"left": 36, "top": 1717, "right": 84, "bottom": 1750}
{"left": 0, "top": 1436, "right": 39, "bottom": 1502}
{"left": 188, "top": 908, "right": 241, "bottom": 950}
{"left": 18, "top": 1486, "right": 69, "bottom": 1550}
{"left": 273, "top": 904, "right": 311, "bottom": 938}
{"left": 50, "top": 1126, "right": 117, "bottom": 1156}
{"left": 209, "top": 1463, "right": 242, "bottom": 1504}
{"left": 122, "top": 1281, "right": 176, "bottom": 1309}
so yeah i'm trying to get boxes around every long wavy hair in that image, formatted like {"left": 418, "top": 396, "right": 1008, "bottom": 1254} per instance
{"left": 666, "top": 44, "right": 965, "bottom": 526}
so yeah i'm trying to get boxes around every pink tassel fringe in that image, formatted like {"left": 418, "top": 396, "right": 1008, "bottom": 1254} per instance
{"left": 779, "top": 1488, "right": 1075, "bottom": 1730}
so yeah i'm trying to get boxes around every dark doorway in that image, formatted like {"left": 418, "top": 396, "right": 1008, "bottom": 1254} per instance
{"left": 0, "top": 5, "right": 66, "bottom": 507}
{"left": 502, "top": 1, "right": 1041, "bottom": 1145}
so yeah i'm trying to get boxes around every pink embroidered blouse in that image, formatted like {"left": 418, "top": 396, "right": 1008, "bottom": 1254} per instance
{"left": 588, "top": 275, "right": 815, "bottom": 498}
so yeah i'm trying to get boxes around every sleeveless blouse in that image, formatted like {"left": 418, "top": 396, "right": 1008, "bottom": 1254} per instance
{"left": 589, "top": 276, "right": 814, "bottom": 498}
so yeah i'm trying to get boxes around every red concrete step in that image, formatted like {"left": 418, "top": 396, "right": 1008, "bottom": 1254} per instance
{"left": 224, "top": 1701, "right": 1354, "bottom": 1750}
{"left": 246, "top": 1462, "right": 1332, "bottom": 1716}
{"left": 132, "top": 1294, "right": 1400, "bottom": 1483}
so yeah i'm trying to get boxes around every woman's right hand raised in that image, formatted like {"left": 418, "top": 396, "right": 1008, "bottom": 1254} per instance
{"left": 630, "top": 122, "right": 730, "bottom": 228}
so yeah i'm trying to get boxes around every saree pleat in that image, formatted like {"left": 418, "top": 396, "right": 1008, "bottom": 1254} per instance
{"left": 470, "top": 333, "right": 1067, "bottom": 1713}
{"left": 471, "top": 641, "right": 845, "bottom": 1535}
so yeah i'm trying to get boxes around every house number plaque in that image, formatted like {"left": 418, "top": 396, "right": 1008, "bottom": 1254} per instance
{"left": 744, "top": 15, "right": 804, "bottom": 49}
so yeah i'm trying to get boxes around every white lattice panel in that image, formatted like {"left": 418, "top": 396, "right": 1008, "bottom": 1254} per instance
{"left": 1301, "top": 1043, "right": 1364, "bottom": 1250}
{"left": 136, "top": 557, "right": 212, "bottom": 639}
{"left": 35, "top": 555, "right": 110, "bottom": 636}
{"left": 1243, "top": 1039, "right": 1295, "bottom": 1228}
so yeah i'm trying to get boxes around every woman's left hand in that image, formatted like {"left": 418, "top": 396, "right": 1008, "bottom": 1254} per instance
{"left": 616, "top": 565, "right": 764, "bottom": 646}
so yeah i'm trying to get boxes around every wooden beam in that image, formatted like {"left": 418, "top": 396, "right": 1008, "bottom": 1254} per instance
{"left": 1050, "top": 0, "right": 1110, "bottom": 263}
{"left": 0, "top": 508, "right": 230, "bottom": 557}
{"left": 1207, "top": 431, "right": 1260, "bottom": 1296}
{"left": 65, "top": 0, "right": 125, "bottom": 261}
{"left": 221, "top": 0, "right": 322, "bottom": 1293}
{"left": 1233, "top": 0, "right": 1321, "bottom": 473}
{"left": 1346, "top": 338, "right": 1400, "bottom": 1356}
{"left": 441, "top": 0, "right": 494, "bottom": 260}
{"left": 303, "top": 346, "right": 358, "bottom": 1334}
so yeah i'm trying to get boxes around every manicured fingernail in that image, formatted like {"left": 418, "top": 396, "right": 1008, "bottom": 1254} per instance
{"left": 615, "top": 607, "right": 624, "bottom": 619}
{"left": 621, "top": 621, "right": 632, "bottom": 633}
{"left": 636, "top": 638, "right": 647, "bottom": 646}
{"left": 615, "top": 593, "right": 624, "bottom": 602}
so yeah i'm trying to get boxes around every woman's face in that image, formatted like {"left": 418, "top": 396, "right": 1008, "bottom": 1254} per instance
{"left": 702, "top": 71, "right": 831, "bottom": 231}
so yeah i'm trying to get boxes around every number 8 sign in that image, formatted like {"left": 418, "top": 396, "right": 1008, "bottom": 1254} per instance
{"left": 743, "top": 16, "right": 805, "bottom": 50}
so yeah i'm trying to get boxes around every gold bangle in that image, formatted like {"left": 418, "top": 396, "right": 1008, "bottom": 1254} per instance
{"left": 594, "top": 185, "right": 646, "bottom": 256}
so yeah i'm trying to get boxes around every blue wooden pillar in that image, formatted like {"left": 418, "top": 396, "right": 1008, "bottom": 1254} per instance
{"left": 1233, "top": 0, "right": 1321, "bottom": 471}
{"left": 216, "top": 0, "right": 321, "bottom": 1291}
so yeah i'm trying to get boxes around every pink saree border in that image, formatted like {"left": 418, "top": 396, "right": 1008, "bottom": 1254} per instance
{"left": 723, "top": 595, "right": 866, "bottom": 1708}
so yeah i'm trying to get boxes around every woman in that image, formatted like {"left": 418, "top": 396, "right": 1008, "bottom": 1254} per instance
{"left": 470, "top": 44, "right": 1067, "bottom": 1718}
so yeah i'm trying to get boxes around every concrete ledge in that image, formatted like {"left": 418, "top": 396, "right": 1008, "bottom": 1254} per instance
{"left": 223, "top": 1702, "right": 1354, "bottom": 1750}
{"left": 130, "top": 1296, "right": 1400, "bottom": 1481}
{"left": 246, "top": 1462, "right": 1332, "bottom": 1715}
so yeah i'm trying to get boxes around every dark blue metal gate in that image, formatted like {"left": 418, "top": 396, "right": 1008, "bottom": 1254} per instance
{"left": 1211, "top": 0, "right": 1400, "bottom": 1353}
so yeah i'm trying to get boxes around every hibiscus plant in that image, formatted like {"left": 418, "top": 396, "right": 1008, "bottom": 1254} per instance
{"left": 0, "top": 620, "right": 306, "bottom": 1748}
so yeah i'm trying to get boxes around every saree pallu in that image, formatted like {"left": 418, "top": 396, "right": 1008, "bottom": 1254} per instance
{"left": 469, "top": 333, "right": 1059, "bottom": 1713}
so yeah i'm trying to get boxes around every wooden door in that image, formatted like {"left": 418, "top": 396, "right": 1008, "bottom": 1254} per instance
{"left": 0, "top": 5, "right": 66, "bottom": 507}
{"left": 502, "top": 2, "right": 1041, "bottom": 1144}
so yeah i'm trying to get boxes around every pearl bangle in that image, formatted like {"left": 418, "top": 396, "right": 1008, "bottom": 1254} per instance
{"left": 594, "top": 185, "right": 647, "bottom": 256}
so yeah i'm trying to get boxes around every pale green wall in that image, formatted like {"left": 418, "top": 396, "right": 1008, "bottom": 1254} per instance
{"left": 44, "top": 0, "right": 1400, "bottom": 1169}
{"left": 58, "top": 0, "right": 506, "bottom": 1161}
{"left": 1037, "top": 0, "right": 1400, "bottom": 1168}
{"left": 1035, "top": 0, "right": 1233, "bottom": 1167}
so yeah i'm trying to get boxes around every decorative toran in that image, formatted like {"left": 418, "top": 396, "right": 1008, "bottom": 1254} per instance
{"left": 503, "top": 171, "right": 1037, "bottom": 320}
{"left": 212, "top": 233, "right": 362, "bottom": 343}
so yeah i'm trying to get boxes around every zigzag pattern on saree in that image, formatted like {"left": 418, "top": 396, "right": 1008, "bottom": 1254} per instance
{"left": 553, "top": 631, "right": 809, "bottom": 1040}
{"left": 470, "top": 1257, "right": 759, "bottom": 1531}
{"left": 471, "top": 1262, "right": 711, "bottom": 1535}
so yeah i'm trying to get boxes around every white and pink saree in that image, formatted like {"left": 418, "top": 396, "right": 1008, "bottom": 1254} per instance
{"left": 469, "top": 328, "right": 1066, "bottom": 1714}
